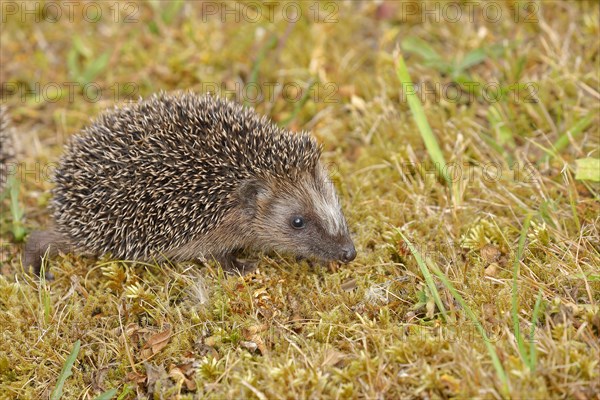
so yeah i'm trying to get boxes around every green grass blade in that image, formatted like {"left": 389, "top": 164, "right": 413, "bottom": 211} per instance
{"left": 50, "top": 340, "right": 81, "bottom": 400}
{"left": 396, "top": 230, "right": 448, "bottom": 322}
{"left": 456, "top": 48, "right": 487, "bottom": 72}
{"left": 512, "top": 214, "right": 532, "bottom": 366}
{"left": 542, "top": 113, "right": 594, "bottom": 162}
{"left": 280, "top": 79, "right": 316, "bottom": 127}
{"left": 395, "top": 53, "right": 451, "bottom": 185}
{"left": 94, "top": 388, "right": 118, "bottom": 400}
{"left": 244, "top": 35, "right": 278, "bottom": 106}
{"left": 42, "top": 289, "right": 52, "bottom": 324}
{"left": 529, "top": 289, "right": 544, "bottom": 372}
{"left": 8, "top": 176, "right": 26, "bottom": 242}
{"left": 566, "top": 171, "right": 582, "bottom": 231}
{"left": 430, "top": 261, "right": 509, "bottom": 393}
{"left": 82, "top": 52, "right": 110, "bottom": 85}
{"left": 72, "top": 36, "right": 92, "bottom": 58}
{"left": 398, "top": 230, "right": 509, "bottom": 393}
{"left": 116, "top": 384, "right": 136, "bottom": 400}
{"left": 160, "top": 0, "right": 184, "bottom": 24}
{"left": 487, "top": 104, "right": 516, "bottom": 149}
{"left": 400, "top": 37, "right": 443, "bottom": 64}
{"left": 66, "top": 46, "right": 80, "bottom": 82}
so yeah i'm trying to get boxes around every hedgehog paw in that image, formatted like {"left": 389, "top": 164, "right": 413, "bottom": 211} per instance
{"left": 233, "top": 259, "right": 258, "bottom": 275}
{"left": 217, "top": 255, "right": 257, "bottom": 275}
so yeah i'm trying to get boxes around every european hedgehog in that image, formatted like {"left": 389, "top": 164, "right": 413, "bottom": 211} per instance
{"left": 24, "top": 92, "right": 356, "bottom": 275}
{"left": 1, "top": 106, "right": 16, "bottom": 192}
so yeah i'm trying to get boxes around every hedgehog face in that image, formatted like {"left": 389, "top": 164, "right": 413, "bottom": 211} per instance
{"left": 240, "top": 167, "right": 356, "bottom": 264}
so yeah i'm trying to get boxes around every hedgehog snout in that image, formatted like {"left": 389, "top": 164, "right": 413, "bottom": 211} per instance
{"left": 339, "top": 241, "right": 357, "bottom": 263}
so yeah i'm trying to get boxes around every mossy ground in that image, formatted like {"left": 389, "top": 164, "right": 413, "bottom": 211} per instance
{"left": 1, "top": 1, "right": 599, "bottom": 399}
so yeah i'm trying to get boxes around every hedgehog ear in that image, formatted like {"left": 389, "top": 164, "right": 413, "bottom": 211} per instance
{"left": 237, "top": 179, "right": 271, "bottom": 217}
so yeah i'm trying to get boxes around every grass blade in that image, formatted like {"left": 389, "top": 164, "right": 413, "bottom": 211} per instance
{"left": 456, "top": 48, "right": 487, "bottom": 72}
{"left": 487, "top": 104, "right": 516, "bottom": 149}
{"left": 398, "top": 231, "right": 509, "bottom": 394}
{"left": 542, "top": 113, "right": 594, "bottom": 162}
{"left": 280, "top": 79, "right": 316, "bottom": 127}
{"left": 512, "top": 214, "right": 532, "bottom": 366}
{"left": 529, "top": 289, "right": 544, "bottom": 372}
{"left": 160, "top": 0, "right": 184, "bottom": 24}
{"left": 116, "top": 385, "right": 135, "bottom": 400}
{"left": 395, "top": 230, "right": 448, "bottom": 322}
{"left": 94, "top": 388, "right": 118, "bottom": 400}
{"left": 244, "top": 35, "right": 278, "bottom": 106}
{"left": 82, "top": 52, "right": 110, "bottom": 85}
{"left": 430, "top": 264, "right": 509, "bottom": 394}
{"left": 8, "top": 175, "right": 26, "bottom": 242}
{"left": 395, "top": 52, "right": 450, "bottom": 185}
{"left": 401, "top": 37, "right": 443, "bottom": 64}
{"left": 50, "top": 340, "right": 81, "bottom": 400}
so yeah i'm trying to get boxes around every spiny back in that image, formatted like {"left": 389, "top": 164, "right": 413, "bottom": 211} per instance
{"left": 52, "top": 92, "right": 321, "bottom": 259}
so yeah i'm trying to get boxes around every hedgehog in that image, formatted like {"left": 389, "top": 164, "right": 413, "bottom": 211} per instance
{"left": 23, "top": 92, "right": 356, "bottom": 276}
{"left": 0, "top": 106, "right": 16, "bottom": 192}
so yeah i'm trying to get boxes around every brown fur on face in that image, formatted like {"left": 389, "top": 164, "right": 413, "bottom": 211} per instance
{"left": 248, "top": 167, "right": 355, "bottom": 263}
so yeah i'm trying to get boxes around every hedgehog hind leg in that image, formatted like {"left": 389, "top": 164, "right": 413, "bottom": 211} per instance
{"left": 22, "top": 229, "right": 70, "bottom": 278}
{"left": 215, "top": 253, "right": 257, "bottom": 276}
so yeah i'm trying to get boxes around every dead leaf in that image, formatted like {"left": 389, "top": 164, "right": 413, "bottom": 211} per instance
{"left": 242, "top": 325, "right": 268, "bottom": 355}
{"left": 254, "top": 336, "right": 267, "bottom": 355}
{"left": 485, "top": 262, "right": 499, "bottom": 277}
{"left": 144, "top": 362, "right": 169, "bottom": 396}
{"left": 141, "top": 324, "right": 172, "bottom": 359}
{"left": 243, "top": 324, "right": 268, "bottom": 336}
{"left": 204, "top": 336, "right": 219, "bottom": 347}
{"left": 91, "top": 366, "right": 110, "bottom": 392}
{"left": 481, "top": 244, "right": 501, "bottom": 264}
{"left": 240, "top": 340, "right": 259, "bottom": 353}
{"left": 169, "top": 364, "right": 197, "bottom": 391}
{"left": 341, "top": 278, "right": 357, "bottom": 292}
{"left": 126, "top": 370, "right": 146, "bottom": 384}
{"left": 321, "top": 349, "right": 345, "bottom": 368}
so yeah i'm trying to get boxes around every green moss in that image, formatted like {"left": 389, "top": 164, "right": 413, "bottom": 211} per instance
{"left": 1, "top": 1, "right": 599, "bottom": 398}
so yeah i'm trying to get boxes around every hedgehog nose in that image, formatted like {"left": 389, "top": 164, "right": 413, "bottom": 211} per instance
{"left": 340, "top": 244, "right": 356, "bottom": 263}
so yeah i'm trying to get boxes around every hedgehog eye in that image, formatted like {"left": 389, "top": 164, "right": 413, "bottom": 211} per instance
{"left": 291, "top": 216, "right": 306, "bottom": 229}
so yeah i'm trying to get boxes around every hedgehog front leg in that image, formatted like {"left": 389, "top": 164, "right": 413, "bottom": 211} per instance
{"left": 215, "top": 253, "right": 257, "bottom": 275}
